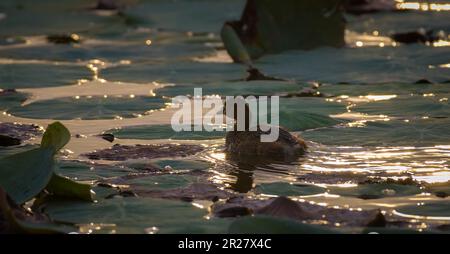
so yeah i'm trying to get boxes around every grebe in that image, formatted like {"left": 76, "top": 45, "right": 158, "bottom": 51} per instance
{"left": 224, "top": 101, "right": 307, "bottom": 162}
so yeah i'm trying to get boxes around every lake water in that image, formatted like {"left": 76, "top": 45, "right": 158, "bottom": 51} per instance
{"left": 0, "top": 0, "right": 449, "bottom": 233}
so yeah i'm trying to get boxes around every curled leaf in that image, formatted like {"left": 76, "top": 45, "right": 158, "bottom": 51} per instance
{"left": 41, "top": 122, "right": 70, "bottom": 153}
{"left": 221, "top": 24, "right": 253, "bottom": 66}
{"left": 0, "top": 148, "right": 55, "bottom": 204}
{"left": 46, "top": 174, "right": 94, "bottom": 202}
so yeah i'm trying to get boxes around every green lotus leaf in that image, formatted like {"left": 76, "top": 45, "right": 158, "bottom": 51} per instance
{"left": 41, "top": 122, "right": 70, "bottom": 153}
{"left": 395, "top": 201, "right": 450, "bottom": 218}
{"left": 329, "top": 183, "right": 422, "bottom": 199}
{"left": 0, "top": 147, "right": 55, "bottom": 204}
{"left": 46, "top": 173, "right": 94, "bottom": 202}
{"left": 255, "top": 182, "right": 326, "bottom": 197}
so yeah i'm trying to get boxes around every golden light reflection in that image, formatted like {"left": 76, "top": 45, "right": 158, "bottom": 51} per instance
{"left": 144, "top": 226, "right": 159, "bottom": 234}
{"left": 120, "top": 59, "right": 131, "bottom": 65}
{"left": 87, "top": 64, "right": 98, "bottom": 79}
{"left": 77, "top": 79, "right": 89, "bottom": 85}
{"left": 338, "top": 94, "right": 397, "bottom": 104}
{"left": 393, "top": 210, "right": 450, "bottom": 221}
{"left": 210, "top": 152, "right": 226, "bottom": 161}
{"left": 331, "top": 112, "right": 390, "bottom": 122}
{"left": 365, "top": 95, "right": 397, "bottom": 101}
{"left": 192, "top": 202, "right": 205, "bottom": 209}
{"left": 433, "top": 40, "right": 450, "bottom": 47}
{"left": 414, "top": 171, "right": 450, "bottom": 183}
{"left": 327, "top": 183, "right": 358, "bottom": 188}
{"left": 368, "top": 203, "right": 399, "bottom": 208}
{"left": 70, "top": 33, "right": 80, "bottom": 41}
{"left": 209, "top": 170, "right": 233, "bottom": 185}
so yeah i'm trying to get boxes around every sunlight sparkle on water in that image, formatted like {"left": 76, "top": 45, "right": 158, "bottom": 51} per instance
{"left": 365, "top": 95, "right": 398, "bottom": 101}
{"left": 414, "top": 171, "right": 450, "bottom": 183}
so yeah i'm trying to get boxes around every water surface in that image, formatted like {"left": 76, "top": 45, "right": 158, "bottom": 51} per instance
{"left": 0, "top": 0, "right": 449, "bottom": 233}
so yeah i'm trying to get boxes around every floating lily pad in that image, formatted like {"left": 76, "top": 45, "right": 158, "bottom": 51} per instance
{"left": 0, "top": 90, "right": 28, "bottom": 110}
{"left": 303, "top": 118, "right": 450, "bottom": 147}
{"left": 123, "top": 174, "right": 196, "bottom": 191}
{"left": 252, "top": 97, "right": 346, "bottom": 131}
{"left": 255, "top": 182, "right": 326, "bottom": 197}
{"left": 329, "top": 183, "right": 422, "bottom": 199}
{"left": 9, "top": 96, "right": 167, "bottom": 120}
{"left": 348, "top": 7, "right": 450, "bottom": 39}
{"left": 258, "top": 45, "right": 450, "bottom": 84}
{"left": 362, "top": 227, "right": 435, "bottom": 234}
{"left": 152, "top": 159, "right": 212, "bottom": 171}
{"left": 124, "top": 159, "right": 212, "bottom": 172}
{"left": 355, "top": 95, "right": 450, "bottom": 118}
{"left": 123, "top": 0, "right": 244, "bottom": 33}
{"left": 0, "top": 0, "right": 128, "bottom": 37}
{"left": 278, "top": 101, "right": 345, "bottom": 131}
{"left": 83, "top": 144, "right": 205, "bottom": 161}
{"left": 56, "top": 160, "right": 134, "bottom": 181}
{"left": 136, "top": 182, "right": 233, "bottom": 202}
{"left": 228, "top": 216, "right": 340, "bottom": 234}
{"left": 109, "top": 124, "right": 225, "bottom": 141}
{"left": 0, "top": 64, "right": 90, "bottom": 89}
{"left": 424, "top": 182, "right": 450, "bottom": 198}
{"left": 103, "top": 61, "right": 244, "bottom": 85}
{"left": 156, "top": 80, "right": 305, "bottom": 97}
{"left": 319, "top": 83, "right": 450, "bottom": 99}
{"left": 396, "top": 201, "right": 450, "bottom": 218}
{"left": 42, "top": 197, "right": 230, "bottom": 233}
